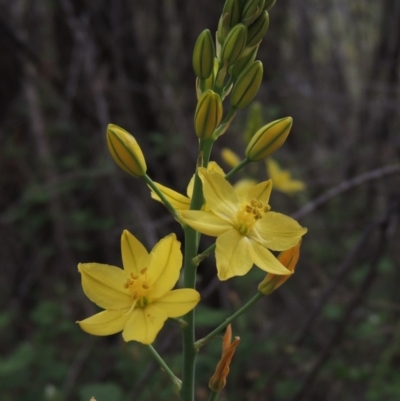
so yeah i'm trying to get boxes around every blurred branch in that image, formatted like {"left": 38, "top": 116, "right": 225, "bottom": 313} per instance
{"left": 291, "top": 196, "right": 399, "bottom": 401}
{"left": 293, "top": 164, "right": 400, "bottom": 220}
{"left": 265, "top": 193, "right": 399, "bottom": 399}
{"left": 0, "top": 14, "right": 99, "bottom": 126}
{"left": 24, "top": 63, "right": 75, "bottom": 271}
{"left": 0, "top": 168, "right": 112, "bottom": 224}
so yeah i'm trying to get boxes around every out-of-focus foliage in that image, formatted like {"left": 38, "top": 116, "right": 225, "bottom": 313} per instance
{"left": 0, "top": 0, "right": 399, "bottom": 400}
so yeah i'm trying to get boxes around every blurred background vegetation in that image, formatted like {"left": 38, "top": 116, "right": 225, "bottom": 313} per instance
{"left": 0, "top": 0, "right": 399, "bottom": 400}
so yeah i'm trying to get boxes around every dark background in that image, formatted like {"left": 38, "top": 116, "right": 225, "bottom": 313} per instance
{"left": 1, "top": 0, "right": 400, "bottom": 400}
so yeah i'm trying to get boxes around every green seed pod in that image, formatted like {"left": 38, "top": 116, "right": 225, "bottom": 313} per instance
{"left": 106, "top": 124, "right": 147, "bottom": 177}
{"left": 230, "top": 60, "right": 263, "bottom": 109}
{"left": 193, "top": 29, "right": 215, "bottom": 79}
{"left": 242, "top": 0, "right": 265, "bottom": 26}
{"left": 245, "top": 117, "right": 293, "bottom": 161}
{"left": 263, "top": 0, "right": 276, "bottom": 11}
{"left": 247, "top": 11, "right": 269, "bottom": 47}
{"left": 194, "top": 90, "right": 223, "bottom": 140}
{"left": 230, "top": 45, "right": 258, "bottom": 78}
{"left": 220, "top": 23, "right": 248, "bottom": 66}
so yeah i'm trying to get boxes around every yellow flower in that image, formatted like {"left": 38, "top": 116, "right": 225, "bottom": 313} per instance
{"left": 180, "top": 169, "right": 307, "bottom": 280}
{"left": 77, "top": 230, "right": 200, "bottom": 344}
{"left": 267, "top": 158, "right": 305, "bottom": 195}
{"left": 150, "top": 162, "right": 225, "bottom": 211}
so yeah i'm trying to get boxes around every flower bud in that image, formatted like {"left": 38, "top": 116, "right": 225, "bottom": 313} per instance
{"left": 263, "top": 0, "right": 276, "bottom": 11}
{"left": 194, "top": 90, "right": 223, "bottom": 140}
{"left": 106, "top": 124, "right": 147, "bottom": 177}
{"left": 245, "top": 117, "right": 293, "bottom": 161}
{"left": 209, "top": 325, "right": 240, "bottom": 393}
{"left": 220, "top": 23, "right": 247, "bottom": 66}
{"left": 241, "top": 0, "right": 265, "bottom": 26}
{"left": 217, "top": 0, "right": 242, "bottom": 44}
{"left": 246, "top": 11, "right": 269, "bottom": 47}
{"left": 258, "top": 241, "right": 301, "bottom": 295}
{"left": 230, "top": 60, "right": 263, "bottom": 109}
{"left": 230, "top": 45, "right": 258, "bottom": 78}
{"left": 193, "top": 29, "right": 215, "bottom": 79}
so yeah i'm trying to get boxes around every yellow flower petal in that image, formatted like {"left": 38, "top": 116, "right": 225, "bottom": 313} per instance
{"left": 255, "top": 212, "right": 307, "bottom": 250}
{"left": 78, "top": 310, "right": 130, "bottom": 336}
{"left": 121, "top": 230, "right": 149, "bottom": 275}
{"left": 221, "top": 148, "right": 241, "bottom": 168}
{"left": 215, "top": 230, "right": 253, "bottom": 280}
{"left": 250, "top": 241, "right": 291, "bottom": 275}
{"left": 78, "top": 263, "right": 132, "bottom": 310}
{"left": 154, "top": 289, "right": 200, "bottom": 317}
{"left": 207, "top": 161, "right": 226, "bottom": 176}
{"left": 199, "top": 169, "right": 239, "bottom": 219}
{"left": 245, "top": 179, "right": 272, "bottom": 204}
{"left": 151, "top": 182, "right": 191, "bottom": 210}
{"left": 267, "top": 158, "right": 305, "bottom": 195}
{"left": 122, "top": 305, "right": 168, "bottom": 344}
{"left": 234, "top": 179, "right": 258, "bottom": 199}
{"left": 147, "top": 234, "right": 182, "bottom": 299}
{"left": 180, "top": 210, "right": 232, "bottom": 236}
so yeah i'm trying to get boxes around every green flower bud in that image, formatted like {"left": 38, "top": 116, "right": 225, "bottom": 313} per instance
{"left": 245, "top": 117, "right": 293, "bottom": 161}
{"left": 106, "top": 124, "right": 147, "bottom": 177}
{"left": 230, "top": 45, "right": 258, "bottom": 78}
{"left": 194, "top": 90, "right": 223, "bottom": 140}
{"left": 246, "top": 11, "right": 269, "bottom": 47}
{"left": 217, "top": 0, "right": 242, "bottom": 44}
{"left": 193, "top": 29, "right": 215, "bottom": 79}
{"left": 230, "top": 60, "right": 263, "bottom": 109}
{"left": 220, "top": 23, "right": 247, "bottom": 66}
{"left": 263, "top": 0, "right": 276, "bottom": 11}
{"left": 241, "top": 0, "right": 265, "bottom": 26}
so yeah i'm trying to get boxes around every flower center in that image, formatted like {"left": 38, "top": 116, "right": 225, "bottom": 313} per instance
{"left": 123, "top": 268, "right": 150, "bottom": 308}
{"left": 235, "top": 198, "right": 270, "bottom": 236}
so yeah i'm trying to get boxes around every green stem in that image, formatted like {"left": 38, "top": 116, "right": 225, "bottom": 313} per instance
{"left": 147, "top": 345, "right": 182, "bottom": 390}
{"left": 143, "top": 174, "right": 182, "bottom": 224}
{"left": 181, "top": 138, "right": 215, "bottom": 401}
{"left": 195, "top": 292, "right": 263, "bottom": 349}
{"left": 225, "top": 158, "right": 251, "bottom": 180}
{"left": 181, "top": 225, "right": 199, "bottom": 401}
{"left": 208, "top": 391, "right": 220, "bottom": 401}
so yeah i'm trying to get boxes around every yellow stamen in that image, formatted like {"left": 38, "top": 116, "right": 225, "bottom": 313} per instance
{"left": 235, "top": 198, "right": 269, "bottom": 235}
{"left": 123, "top": 268, "right": 150, "bottom": 310}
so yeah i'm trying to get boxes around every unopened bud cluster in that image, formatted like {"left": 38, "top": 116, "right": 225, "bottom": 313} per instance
{"left": 192, "top": 0, "right": 276, "bottom": 140}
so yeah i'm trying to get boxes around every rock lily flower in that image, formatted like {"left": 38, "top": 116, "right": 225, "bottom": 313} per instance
{"left": 180, "top": 168, "right": 307, "bottom": 280}
{"left": 77, "top": 230, "right": 200, "bottom": 344}
{"left": 267, "top": 158, "right": 305, "bottom": 195}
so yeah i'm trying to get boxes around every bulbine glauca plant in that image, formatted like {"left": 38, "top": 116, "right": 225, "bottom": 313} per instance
{"left": 77, "top": 0, "right": 307, "bottom": 400}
